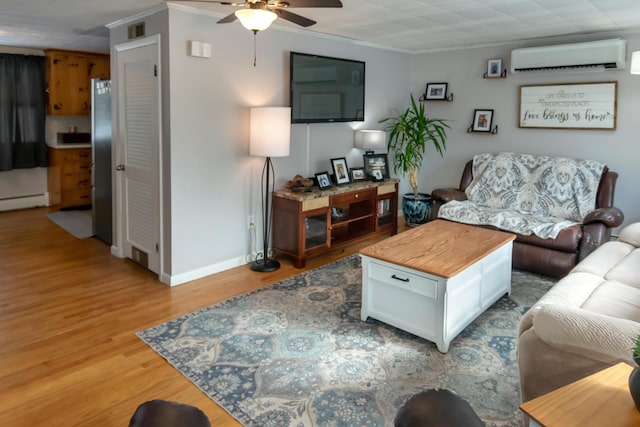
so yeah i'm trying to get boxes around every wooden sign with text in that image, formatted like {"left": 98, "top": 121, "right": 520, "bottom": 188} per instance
{"left": 519, "top": 82, "right": 617, "bottom": 130}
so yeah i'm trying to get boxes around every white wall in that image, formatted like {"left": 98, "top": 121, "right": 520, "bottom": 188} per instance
{"left": 110, "top": 4, "right": 639, "bottom": 284}
{"left": 165, "top": 8, "right": 410, "bottom": 280}
{"left": 409, "top": 34, "right": 640, "bottom": 229}
{"left": 111, "top": 5, "right": 410, "bottom": 284}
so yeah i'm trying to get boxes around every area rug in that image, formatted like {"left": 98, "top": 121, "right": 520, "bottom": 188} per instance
{"left": 137, "top": 255, "right": 555, "bottom": 427}
{"left": 46, "top": 209, "right": 93, "bottom": 239}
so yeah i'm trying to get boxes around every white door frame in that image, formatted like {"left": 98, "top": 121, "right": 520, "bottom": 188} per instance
{"left": 111, "top": 34, "right": 164, "bottom": 282}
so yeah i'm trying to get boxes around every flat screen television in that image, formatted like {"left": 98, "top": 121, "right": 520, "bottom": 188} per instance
{"left": 290, "top": 52, "right": 365, "bottom": 123}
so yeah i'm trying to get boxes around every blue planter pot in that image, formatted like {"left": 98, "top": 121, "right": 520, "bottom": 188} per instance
{"left": 402, "top": 193, "right": 432, "bottom": 227}
{"left": 630, "top": 357, "right": 640, "bottom": 411}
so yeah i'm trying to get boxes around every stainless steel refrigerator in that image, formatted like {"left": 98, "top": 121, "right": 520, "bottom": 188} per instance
{"left": 91, "top": 79, "right": 112, "bottom": 244}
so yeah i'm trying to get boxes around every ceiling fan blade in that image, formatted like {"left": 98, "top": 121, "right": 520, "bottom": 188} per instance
{"left": 272, "top": 8, "right": 316, "bottom": 27}
{"left": 277, "top": 0, "right": 342, "bottom": 7}
{"left": 217, "top": 12, "right": 238, "bottom": 23}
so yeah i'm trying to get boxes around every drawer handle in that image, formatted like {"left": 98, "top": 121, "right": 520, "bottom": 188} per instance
{"left": 391, "top": 274, "right": 410, "bottom": 283}
{"left": 355, "top": 194, "right": 359, "bottom": 198}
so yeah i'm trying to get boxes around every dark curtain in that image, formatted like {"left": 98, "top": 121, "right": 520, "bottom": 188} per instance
{"left": 0, "top": 54, "right": 47, "bottom": 171}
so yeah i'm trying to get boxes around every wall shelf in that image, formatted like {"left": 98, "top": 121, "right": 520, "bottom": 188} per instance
{"left": 467, "top": 124, "right": 499, "bottom": 134}
{"left": 483, "top": 69, "right": 508, "bottom": 79}
{"left": 419, "top": 93, "right": 454, "bottom": 102}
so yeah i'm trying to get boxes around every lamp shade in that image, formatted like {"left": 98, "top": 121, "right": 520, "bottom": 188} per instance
{"left": 354, "top": 129, "right": 386, "bottom": 151}
{"left": 249, "top": 107, "right": 291, "bottom": 157}
{"left": 235, "top": 9, "right": 278, "bottom": 32}
{"left": 631, "top": 51, "right": 640, "bottom": 75}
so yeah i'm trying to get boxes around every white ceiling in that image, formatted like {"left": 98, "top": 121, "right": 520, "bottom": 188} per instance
{"left": 2, "top": 0, "right": 640, "bottom": 54}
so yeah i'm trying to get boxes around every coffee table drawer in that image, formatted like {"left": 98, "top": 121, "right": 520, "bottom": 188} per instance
{"left": 368, "top": 261, "right": 438, "bottom": 299}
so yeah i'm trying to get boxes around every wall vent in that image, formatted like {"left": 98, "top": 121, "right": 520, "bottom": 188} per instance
{"left": 131, "top": 246, "right": 149, "bottom": 268}
{"left": 128, "top": 22, "right": 145, "bottom": 40}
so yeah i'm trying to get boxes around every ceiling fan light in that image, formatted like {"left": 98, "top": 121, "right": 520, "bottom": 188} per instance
{"left": 235, "top": 9, "right": 278, "bottom": 32}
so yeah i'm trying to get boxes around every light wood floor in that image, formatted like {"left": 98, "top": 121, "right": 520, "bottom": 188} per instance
{"left": 0, "top": 207, "right": 403, "bottom": 426}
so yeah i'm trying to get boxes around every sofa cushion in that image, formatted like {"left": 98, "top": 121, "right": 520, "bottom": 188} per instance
{"left": 606, "top": 249, "right": 640, "bottom": 288}
{"left": 438, "top": 200, "right": 578, "bottom": 239}
{"left": 519, "top": 272, "right": 604, "bottom": 335}
{"left": 515, "top": 224, "right": 582, "bottom": 252}
{"left": 465, "top": 152, "right": 605, "bottom": 222}
{"left": 572, "top": 241, "right": 635, "bottom": 278}
{"left": 582, "top": 281, "right": 640, "bottom": 322}
{"left": 619, "top": 222, "right": 640, "bottom": 246}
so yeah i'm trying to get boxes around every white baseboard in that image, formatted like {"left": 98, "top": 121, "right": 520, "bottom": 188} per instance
{"left": 163, "top": 255, "right": 248, "bottom": 287}
{"left": 0, "top": 194, "right": 49, "bottom": 211}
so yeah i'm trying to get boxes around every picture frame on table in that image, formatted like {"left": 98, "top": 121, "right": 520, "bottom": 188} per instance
{"left": 315, "top": 171, "right": 332, "bottom": 189}
{"left": 350, "top": 167, "right": 366, "bottom": 182}
{"left": 472, "top": 109, "right": 494, "bottom": 132}
{"left": 425, "top": 82, "right": 448, "bottom": 100}
{"left": 371, "top": 169, "right": 384, "bottom": 182}
{"left": 330, "top": 157, "right": 351, "bottom": 185}
{"left": 363, "top": 153, "right": 389, "bottom": 180}
{"left": 487, "top": 59, "right": 503, "bottom": 77}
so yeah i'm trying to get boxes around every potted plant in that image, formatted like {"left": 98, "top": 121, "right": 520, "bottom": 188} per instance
{"left": 379, "top": 94, "right": 449, "bottom": 226}
{"left": 630, "top": 335, "right": 640, "bottom": 410}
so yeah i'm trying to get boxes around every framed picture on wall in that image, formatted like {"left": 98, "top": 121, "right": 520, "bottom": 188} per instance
{"left": 487, "top": 59, "right": 503, "bottom": 77}
{"left": 331, "top": 157, "right": 351, "bottom": 185}
{"left": 472, "top": 109, "right": 494, "bottom": 132}
{"left": 425, "top": 82, "right": 448, "bottom": 100}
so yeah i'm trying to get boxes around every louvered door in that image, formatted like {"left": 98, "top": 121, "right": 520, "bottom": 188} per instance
{"left": 115, "top": 36, "right": 161, "bottom": 275}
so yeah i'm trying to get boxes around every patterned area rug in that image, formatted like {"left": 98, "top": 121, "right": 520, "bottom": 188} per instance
{"left": 137, "top": 255, "right": 554, "bottom": 427}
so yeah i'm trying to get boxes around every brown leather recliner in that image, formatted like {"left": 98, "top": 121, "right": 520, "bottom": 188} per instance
{"left": 431, "top": 160, "right": 624, "bottom": 278}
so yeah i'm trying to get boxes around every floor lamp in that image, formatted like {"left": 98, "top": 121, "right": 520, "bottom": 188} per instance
{"left": 249, "top": 106, "right": 291, "bottom": 272}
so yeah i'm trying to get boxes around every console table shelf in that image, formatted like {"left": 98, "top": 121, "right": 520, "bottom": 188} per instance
{"left": 273, "top": 179, "right": 399, "bottom": 268}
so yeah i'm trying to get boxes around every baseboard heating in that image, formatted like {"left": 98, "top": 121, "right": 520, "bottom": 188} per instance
{"left": 0, "top": 193, "right": 48, "bottom": 211}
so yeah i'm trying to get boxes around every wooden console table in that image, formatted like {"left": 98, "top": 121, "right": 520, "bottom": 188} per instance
{"left": 272, "top": 179, "right": 398, "bottom": 268}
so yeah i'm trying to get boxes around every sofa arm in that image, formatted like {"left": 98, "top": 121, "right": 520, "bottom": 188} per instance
{"left": 583, "top": 207, "right": 624, "bottom": 227}
{"left": 533, "top": 304, "right": 640, "bottom": 365}
{"left": 431, "top": 188, "right": 467, "bottom": 203}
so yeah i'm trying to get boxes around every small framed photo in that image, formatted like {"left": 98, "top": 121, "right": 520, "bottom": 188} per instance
{"left": 363, "top": 153, "right": 389, "bottom": 180}
{"left": 330, "top": 157, "right": 351, "bottom": 185}
{"left": 371, "top": 169, "right": 384, "bottom": 182}
{"left": 351, "top": 167, "right": 366, "bottom": 182}
{"left": 315, "top": 171, "right": 332, "bottom": 189}
{"left": 425, "top": 82, "right": 448, "bottom": 100}
{"left": 472, "top": 109, "right": 494, "bottom": 132}
{"left": 487, "top": 59, "right": 502, "bottom": 77}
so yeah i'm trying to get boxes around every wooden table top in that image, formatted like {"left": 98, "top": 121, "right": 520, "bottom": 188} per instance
{"left": 520, "top": 362, "right": 640, "bottom": 427}
{"left": 359, "top": 220, "right": 515, "bottom": 278}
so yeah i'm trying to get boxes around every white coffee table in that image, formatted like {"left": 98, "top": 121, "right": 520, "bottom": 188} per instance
{"left": 360, "top": 220, "right": 515, "bottom": 353}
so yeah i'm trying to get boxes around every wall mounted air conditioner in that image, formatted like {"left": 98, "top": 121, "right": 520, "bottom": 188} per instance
{"left": 510, "top": 38, "right": 627, "bottom": 74}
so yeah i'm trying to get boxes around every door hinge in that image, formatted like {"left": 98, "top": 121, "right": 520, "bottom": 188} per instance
{"left": 154, "top": 65, "right": 157, "bottom": 77}
{"left": 155, "top": 243, "right": 159, "bottom": 253}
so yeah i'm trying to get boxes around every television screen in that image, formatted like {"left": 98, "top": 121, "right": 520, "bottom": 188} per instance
{"left": 290, "top": 52, "right": 365, "bottom": 123}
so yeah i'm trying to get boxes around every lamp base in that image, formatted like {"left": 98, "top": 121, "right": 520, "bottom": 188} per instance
{"left": 250, "top": 257, "right": 281, "bottom": 272}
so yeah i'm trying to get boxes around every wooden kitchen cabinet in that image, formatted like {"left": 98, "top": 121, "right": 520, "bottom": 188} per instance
{"left": 272, "top": 180, "right": 398, "bottom": 268}
{"left": 47, "top": 147, "right": 92, "bottom": 210}
{"left": 46, "top": 49, "right": 110, "bottom": 116}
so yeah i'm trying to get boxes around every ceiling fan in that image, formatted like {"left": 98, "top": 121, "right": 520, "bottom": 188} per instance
{"left": 169, "top": 0, "right": 342, "bottom": 65}
{"left": 170, "top": 0, "right": 343, "bottom": 32}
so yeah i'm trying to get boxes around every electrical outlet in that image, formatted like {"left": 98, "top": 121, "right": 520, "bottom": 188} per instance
{"left": 248, "top": 214, "right": 255, "bottom": 229}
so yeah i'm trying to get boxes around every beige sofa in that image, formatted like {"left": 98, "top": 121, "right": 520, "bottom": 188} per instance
{"left": 518, "top": 222, "right": 640, "bottom": 403}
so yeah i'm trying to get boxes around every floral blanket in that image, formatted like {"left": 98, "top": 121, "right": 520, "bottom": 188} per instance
{"left": 438, "top": 152, "right": 605, "bottom": 239}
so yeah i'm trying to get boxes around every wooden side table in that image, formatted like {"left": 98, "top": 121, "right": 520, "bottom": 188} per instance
{"left": 520, "top": 362, "right": 640, "bottom": 426}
